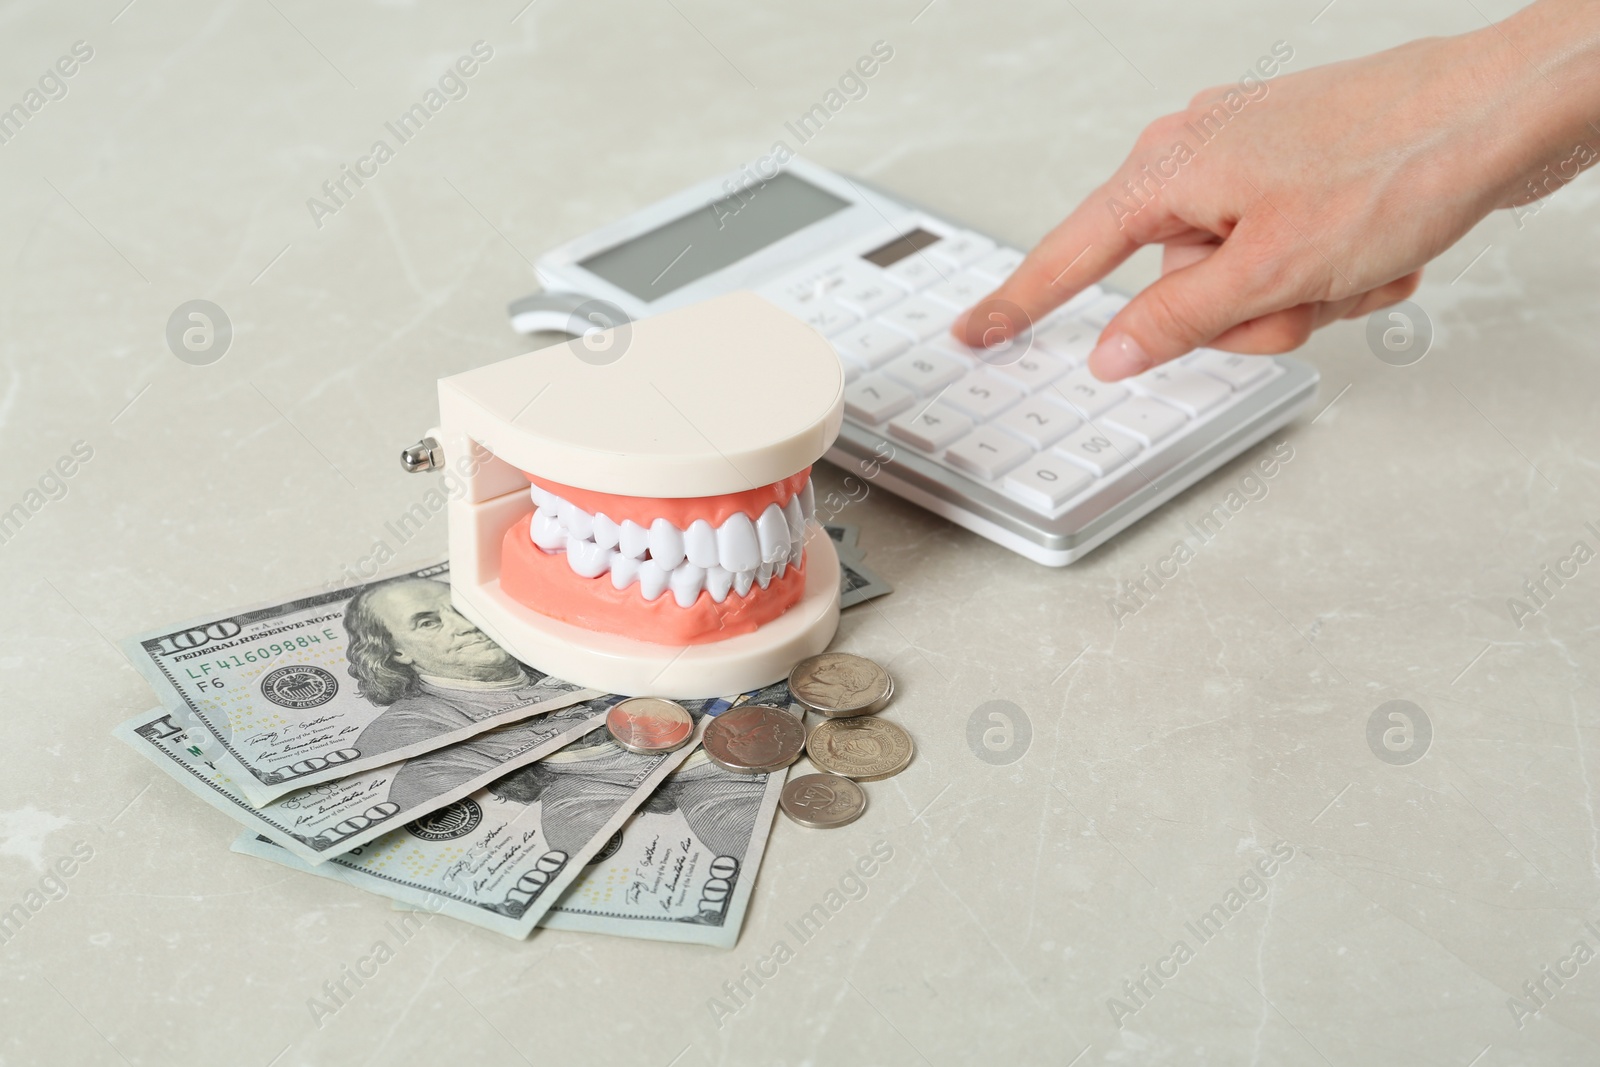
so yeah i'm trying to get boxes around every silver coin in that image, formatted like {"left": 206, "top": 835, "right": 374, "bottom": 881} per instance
{"left": 806, "top": 717, "right": 914, "bottom": 782}
{"left": 780, "top": 773, "right": 867, "bottom": 829}
{"left": 703, "top": 704, "right": 807, "bottom": 774}
{"left": 605, "top": 697, "right": 694, "bottom": 754}
{"left": 788, "top": 653, "right": 893, "bottom": 718}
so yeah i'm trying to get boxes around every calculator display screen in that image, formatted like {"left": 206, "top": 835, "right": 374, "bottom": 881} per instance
{"left": 579, "top": 172, "right": 848, "bottom": 300}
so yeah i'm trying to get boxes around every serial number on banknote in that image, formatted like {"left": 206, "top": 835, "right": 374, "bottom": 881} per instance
{"left": 177, "top": 629, "right": 341, "bottom": 687}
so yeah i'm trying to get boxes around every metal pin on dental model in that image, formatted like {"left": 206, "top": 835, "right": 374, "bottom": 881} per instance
{"left": 400, "top": 437, "right": 443, "bottom": 473}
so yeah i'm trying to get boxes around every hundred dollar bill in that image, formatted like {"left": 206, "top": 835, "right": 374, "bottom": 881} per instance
{"left": 838, "top": 552, "right": 892, "bottom": 609}
{"left": 823, "top": 523, "right": 859, "bottom": 551}
{"left": 230, "top": 693, "right": 744, "bottom": 939}
{"left": 114, "top": 695, "right": 619, "bottom": 864}
{"left": 541, "top": 681, "right": 793, "bottom": 948}
{"left": 121, "top": 562, "right": 597, "bottom": 804}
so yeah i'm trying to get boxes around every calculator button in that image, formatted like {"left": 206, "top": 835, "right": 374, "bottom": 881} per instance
{"left": 832, "top": 276, "right": 906, "bottom": 317}
{"left": 1054, "top": 423, "right": 1143, "bottom": 476}
{"left": 967, "top": 246, "right": 1026, "bottom": 283}
{"left": 1059, "top": 284, "right": 1109, "bottom": 317}
{"left": 877, "top": 296, "right": 958, "bottom": 342}
{"left": 1127, "top": 365, "right": 1231, "bottom": 416}
{"left": 884, "top": 253, "right": 950, "bottom": 291}
{"left": 793, "top": 298, "right": 860, "bottom": 338}
{"left": 944, "top": 426, "right": 1031, "bottom": 480}
{"left": 843, "top": 374, "right": 915, "bottom": 424}
{"left": 1004, "top": 453, "right": 1095, "bottom": 511}
{"left": 771, "top": 272, "right": 843, "bottom": 309}
{"left": 882, "top": 347, "right": 966, "bottom": 395}
{"left": 833, "top": 321, "right": 912, "bottom": 369}
{"left": 827, "top": 258, "right": 887, "bottom": 287}
{"left": 1032, "top": 320, "right": 1096, "bottom": 366}
{"left": 926, "top": 230, "right": 997, "bottom": 269}
{"left": 941, "top": 370, "right": 1023, "bottom": 421}
{"left": 1076, "top": 293, "right": 1129, "bottom": 328}
{"left": 928, "top": 334, "right": 1025, "bottom": 368}
{"left": 774, "top": 285, "right": 820, "bottom": 311}
{"left": 921, "top": 272, "right": 994, "bottom": 311}
{"left": 1050, "top": 367, "right": 1129, "bottom": 419}
{"left": 995, "top": 394, "right": 1080, "bottom": 449}
{"left": 887, "top": 402, "right": 974, "bottom": 452}
{"left": 986, "top": 348, "right": 1069, "bottom": 392}
{"left": 1101, "top": 396, "right": 1188, "bottom": 445}
{"left": 1188, "top": 349, "right": 1274, "bottom": 389}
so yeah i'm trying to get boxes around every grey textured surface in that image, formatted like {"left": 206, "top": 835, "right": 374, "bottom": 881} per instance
{"left": 2, "top": 0, "right": 1597, "bottom": 1064}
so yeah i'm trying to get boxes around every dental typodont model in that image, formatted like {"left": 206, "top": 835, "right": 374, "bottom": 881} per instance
{"left": 406, "top": 291, "right": 846, "bottom": 698}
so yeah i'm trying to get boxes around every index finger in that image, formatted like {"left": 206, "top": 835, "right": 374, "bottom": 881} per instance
{"left": 951, "top": 177, "right": 1145, "bottom": 348}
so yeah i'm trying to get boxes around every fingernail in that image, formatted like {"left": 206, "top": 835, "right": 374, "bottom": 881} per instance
{"left": 1087, "top": 333, "right": 1151, "bottom": 380}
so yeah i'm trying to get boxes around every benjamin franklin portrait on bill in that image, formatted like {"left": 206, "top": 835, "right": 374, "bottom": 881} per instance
{"left": 344, "top": 577, "right": 563, "bottom": 759}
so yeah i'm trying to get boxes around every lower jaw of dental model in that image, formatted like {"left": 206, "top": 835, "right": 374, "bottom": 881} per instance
{"left": 500, "top": 468, "right": 817, "bottom": 646}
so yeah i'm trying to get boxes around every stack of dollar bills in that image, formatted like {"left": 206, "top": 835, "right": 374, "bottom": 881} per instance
{"left": 114, "top": 534, "right": 889, "bottom": 948}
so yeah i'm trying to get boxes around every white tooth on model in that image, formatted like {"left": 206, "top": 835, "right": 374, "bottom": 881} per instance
{"left": 705, "top": 565, "right": 733, "bottom": 603}
{"left": 566, "top": 537, "right": 609, "bottom": 578}
{"left": 530, "top": 510, "right": 567, "bottom": 552}
{"left": 684, "top": 519, "right": 719, "bottom": 568}
{"left": 716, "top": 512, "right": 761, "bottom": 573}
{"left": 619, "top": 520, "right": 650, "bottom": 560}
{"left": 529, "top": 486, "right": 818, "bottom": 601}
{"left": 783, "top": 496, "right": 804, "bottom": 544}
{"left": 648, "top": 518, "right": 686, "bottom": 569}
{"left": 592, "top": 513, "right": 620, "bottom": 551}
{"left": 610, "top": 552, "right": 641, "bottom": 590}
{"left": 670, "top": 563, "right": 705, "bottom": 608}
{"left": 559, "top": 498, "right": 594, "bottom": 541}
{"left": 637, "top": 559, "right": 669, "bottom": 601}
{"left": 783, "top": 496, "right": 805, "bottom": 565}
{"left": 757, "top": 504, "right": 789, "bottom": 563}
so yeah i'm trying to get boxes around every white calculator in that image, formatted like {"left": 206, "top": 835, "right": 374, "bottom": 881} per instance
{"left": 510, "top": 158, "right": 1318, "bottom": 566}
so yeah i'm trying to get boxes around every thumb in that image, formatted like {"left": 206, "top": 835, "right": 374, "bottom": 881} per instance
{"left": 1088, "top": 242, "right": 1283, "bottom": 380}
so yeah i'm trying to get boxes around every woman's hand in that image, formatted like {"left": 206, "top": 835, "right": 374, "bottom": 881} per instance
{"left": 953, "top": 0, "right": 1600, "bottom": 380}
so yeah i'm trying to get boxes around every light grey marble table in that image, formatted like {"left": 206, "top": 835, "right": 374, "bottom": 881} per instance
{"left": 2, "top": 1, "right": 1597, "bottom": 1064}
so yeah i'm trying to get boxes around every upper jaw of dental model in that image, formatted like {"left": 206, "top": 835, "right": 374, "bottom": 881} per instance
{"left": 525, "top": 471, "right": 815, "bottom": 609}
